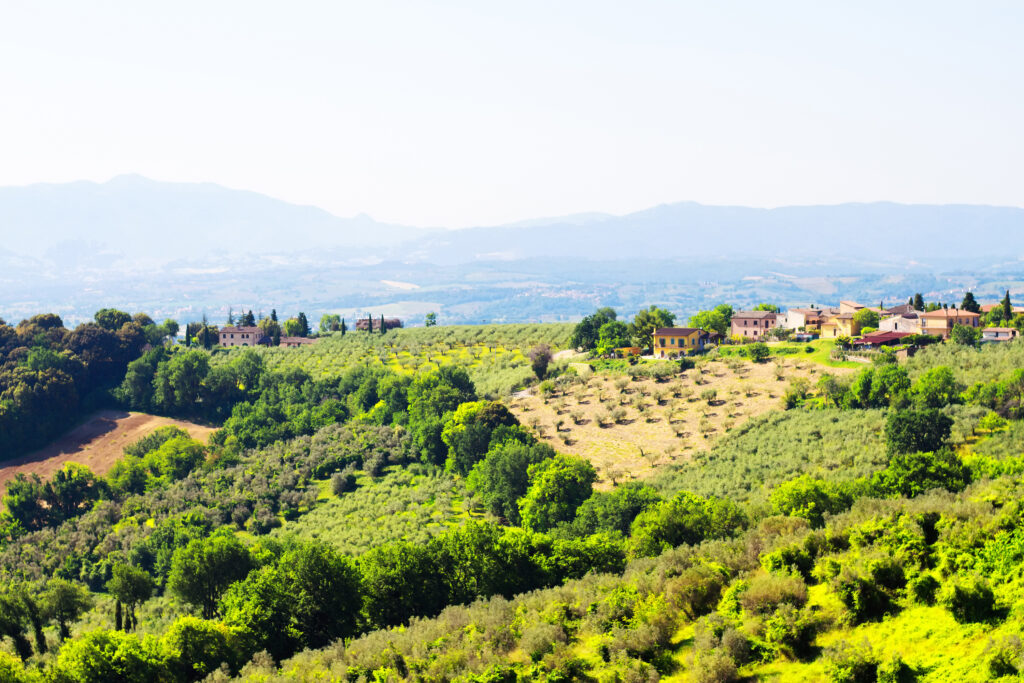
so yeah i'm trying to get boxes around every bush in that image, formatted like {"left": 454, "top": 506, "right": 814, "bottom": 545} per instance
{"left": 908, "top": 574, "right": 939, "bottom": 605}
{"left": 986, "top": 636, "right": 1024, "bottom": 678}
{"left": 824, "top": 640, "right": 879, "bottom": 683}
{"left": 940, "top": 576, "right": 997, "bottom": 623}
{"left": 738, "top": 573, "right": 808, "bottom": 616}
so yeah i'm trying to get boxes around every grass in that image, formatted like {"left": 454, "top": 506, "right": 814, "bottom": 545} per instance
{"left": 716, "top": 339, "right": 861, "bottom": 369}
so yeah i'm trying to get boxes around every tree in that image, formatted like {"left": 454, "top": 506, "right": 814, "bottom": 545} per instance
{"left": 753, "top": 303, "right": 779, "bottom": 313}
{"left": 529, "top": 344, "right": 552, "bottom": 380}
{"left": 282, "top": 318, "right": 304, "bottom": 337}
{"left": 572, "top": 483, "right": 662, "bottom": 535}
{"left": 0, "top": 591, "right": 32, "bottom": 660}
{"left": 467, "top": 440, "right": 555, "bottom": 524}
{"left": 570, "top": 309, "right": 617, "bottom": 351}
{"left": 689, "top": 310, "right": 729, "bottom": 337}
{"left": 631, "top": 305, "right": 676, "bottom": 351}
{"left": 258, "top": 317, "right": 281, "bottom": 345}
{"left": 340, "top": 317, "right": 347, "bottom": 336}
{"left": 270, "top": 309, "right": 278, "bottom": 322}
{"left": 94, "top": 308, "right": 132, "bottom": 331}
{"left": 884, "top": 409, "right": 953, "bottom": 456}
{"left": 359, "top": 541, "right": 446, "bottom": 629}
{"left": 42, "top": 579, "right": 93, "bottom": 641}
{"left": 52, "top": 629, "right": 166, "bottom": 682}
{"left": 596, "top": 320, "right": 631, "bottom": 355}
{"left": 319, "top": 314, "right": 341, "bottom": 333}
{"left": 240, "top": 310, "right": 256, "bottom": 327}
{"left": 42, "top": 463, "right": 102, "bottom": 524}
{"left": 152, "top": 350, "right": 210, "bottom": 414}
{"left": 912, "top": 366, "right": 963, "bottom": 409}
{"left": 852, "top": 308, "right": 880, "bottom": 331}
{"left": 913, "top": 293, "right": 925, "bottom": 311}
{"left": 380, "top": 314, "right": 386, "bottom": 335}
{"left": 747, "top": 342, "right": 770, "bottom": 362}
{"left": 296, "top": 312, "right": 310, "bottom": 337}
{"left": 425, "top": 312, "right": 437, "bottom": 327}
{"left": 770, "top": 476, "right": 852, "bottom": 528}
{"left": 226, "top": 308, "right": 234, "bottom": 326}
{"left": 872, "top": 449, "right": 969, "bottom": 497}
{"left": 1002, "top": 290, "right": 1013, "bottom": 322}
{"left": 169, "top": 532, "right": 252, "bottom": 619}
{"left": 106, "top": 564, "right": 153, "bottom": 632}
{"left": 961, "top": 291, "right": 981, "bottom": 313}
{"left": 518, "top": 455, "right": 597, "bottom": 532}
{"left": 951, "top": 323, "right": 981, "bottom": 346}
{"left": 283, "top": 541, "right": 362, "bottom": 649}
{"left": 628, "top": 492, "right": 746, "bottom": 558}
{"left": 441, "top": 401, "right": 518, "bottom": 476}
{"left": 162, "top": 616, "right": 235, "bottom": 682}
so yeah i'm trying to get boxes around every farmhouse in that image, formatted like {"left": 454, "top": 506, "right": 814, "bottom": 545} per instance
{"left": 279, "top": 336, "right": 317, "bottom": 348}
{"left": 852, "top": 330, "right": 914, "bottom": 348}
{"left": 982, "top": 327, "right": 1019, "bottom": 343}
{"left": 779, "top": 307, "right": 827, "bottom": 330}
{"left": 919, "top": 308, "right": 980, "bottom": 338}
{"left": 820, "top": 313, "right": 861, "bottom": 338}
{"left": 653, "top": 328, "right": 709, "bottom": 358}
{"left": 730, "top": 311, "right": 777, "bottom": 339}
{"left": 219, "top": 326, "right": 270, "bottom": 347}
{"left": 879, "top": 313, "right": 921, "bottom": 334}
{"left": 356, "top": 317, "right": 404, "bottom": 332}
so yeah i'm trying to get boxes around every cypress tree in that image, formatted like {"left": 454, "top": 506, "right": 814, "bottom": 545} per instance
{"left": 297, "top": 312, "right": 309, "bottom": 337}
{"left": 913, "top": 293, "right": 925, "bottom": 311}
{"left": 340, "top": 318, "right": 347, "bottom": 336}
{"left": 380, "top": 314, "right": 386, "bottom": 335}
{"left": 271, "top": 309, "right": 278, "bottom": 322}
{"left": 227, "top": 308, "right": 234, "bottom": 326}
{"left": 961, "top": 291, "right": 980, "bottom": 314}
{"left": 1002, "top": 290, "right": 1013, "bottom": 321}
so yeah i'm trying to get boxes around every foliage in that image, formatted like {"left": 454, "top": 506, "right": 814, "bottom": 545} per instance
{"left": 884, "top": 408, "right": 952, "bottom": 455}
{"left": 518, "top": 455, "right": 597, "bottom": 532}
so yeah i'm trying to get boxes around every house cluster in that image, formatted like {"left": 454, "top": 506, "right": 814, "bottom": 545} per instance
{"left": 731, "top": 299, "right": 1016, "bottom": 347}
{"left": 649, "top": 297, "right": 1019, "bottom": 359}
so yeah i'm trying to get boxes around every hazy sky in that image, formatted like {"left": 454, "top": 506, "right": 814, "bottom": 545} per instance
{"left": 1, "top": 1, "right": 1021, "bottom": 227}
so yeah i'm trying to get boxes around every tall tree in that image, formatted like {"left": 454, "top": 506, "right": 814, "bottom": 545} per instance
{"left": 226, "top": 308, "right": 234, "bottom": 326}
{"left": 1002, "top": 290, "right": 1013, "bottom": 322}
{"left": 425, "top": 312, "right": 437, "bottom": 327}
{"left": 631, "top": 305, "right": 676, "bottom": 350}
{"left": 340, "top": 318, "right": 347, "bottom": 336}
{"left": 913, "top": 293, "right": 925, "bottom": 311}
{"left": 319, "top": 314, "right": 341, "bottom": 333}
{"left": 960, "top": 291, "right": 980, "bottom": 313}
{"left": 240, "top": 310, "right": 256, "bottom": 327}
{"left": 296, "top": 312, "right": 310, "bottom": 337}
{"left": 42, "top": 579, "right": 93, "bottom": 642}
{"left": 270, "top": 309, "right": 278, "bottom": 322}
{"left": 106, "top": 564, "right": 153, "bottom": 632}
{"left": 169, "top": 532, "right": 252, "bottom": 619}
{"left": 380, "top": 314, "right": 386, "bottom": 335}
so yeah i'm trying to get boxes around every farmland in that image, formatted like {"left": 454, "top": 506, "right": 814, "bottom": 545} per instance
{"left": 508, "top": 353, "right": 855, "bottom": 487}
{"left": 209, "top": 323, "right": 573, "bottom": 397}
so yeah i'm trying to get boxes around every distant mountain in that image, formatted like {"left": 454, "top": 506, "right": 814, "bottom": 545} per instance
{"left": 407, "top": 201, "right": 1024, "bottom": 264}
{"left": 0, "top": 174, "right": 429, "bottom": 263}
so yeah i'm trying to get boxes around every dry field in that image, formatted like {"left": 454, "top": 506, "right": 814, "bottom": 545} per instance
{"left": 509, "top": 355, "right": 854, "bottom": 488}
{"left": 0, "top": 410, "right": 216, "bottom": 488}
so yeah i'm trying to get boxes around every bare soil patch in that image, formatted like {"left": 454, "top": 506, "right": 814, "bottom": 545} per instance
{"left": 509, "top": 356, "right": 853, "bottom": 488}
{"left": 0, "top": 410, "right": 215, "bottom": 488}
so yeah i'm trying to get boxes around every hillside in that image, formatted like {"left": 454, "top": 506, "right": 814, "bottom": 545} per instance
{"left": 0, "top": 410, "right": 214, "bottom": 488}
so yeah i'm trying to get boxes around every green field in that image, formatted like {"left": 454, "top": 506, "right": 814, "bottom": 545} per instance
{"left": 210, "top": 323, "right": 573, "bottom": 396}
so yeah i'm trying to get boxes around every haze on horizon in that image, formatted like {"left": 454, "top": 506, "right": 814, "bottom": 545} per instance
{"left": 1, "top": 0, "right": 1021, "bottom": 228}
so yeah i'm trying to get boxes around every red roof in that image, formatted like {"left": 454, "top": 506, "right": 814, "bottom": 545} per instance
{"left": 852, "top": 331, "right": 913, "bottom": 346}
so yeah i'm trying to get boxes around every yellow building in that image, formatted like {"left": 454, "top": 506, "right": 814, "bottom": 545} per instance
{"left": 653, "top": 327, "right": 709, "bottom": 358}
{"left": 919, "top": 308, "right": 981, "bottom": 338}
{"left": 819, "top": 313, "right": 862, "bottom": 338}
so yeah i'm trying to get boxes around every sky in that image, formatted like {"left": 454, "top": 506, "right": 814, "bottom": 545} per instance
{"left": 0, "top": 1, "right": 1021, "bottom": 227}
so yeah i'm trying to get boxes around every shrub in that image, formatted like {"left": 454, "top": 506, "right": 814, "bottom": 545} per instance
{"left": 824, "top": 640, "right": 879, "bottom": 683}
{"left": 738, "top": 573, "right": 808, "bottom": 616}
{"left": 940, "top": 576, "right": 997, "bottom": 623}
{"left": 908, "top": 574, "right": 939, "bottom": 605}
{"left": 986, "top": 636, "right": 1024, "bottom": 678}
{"left": 748, "top": 342, "right": 770, "bottom": 362}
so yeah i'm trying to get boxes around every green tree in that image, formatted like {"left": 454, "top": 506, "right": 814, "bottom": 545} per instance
{"left": 884, "top": 409, "right": 952, "bottom": 456}
{"left": 52, "top": 629, "right": 166, "bottom": 683}
{"left": 162, "top": 616, "right": 235, "bottom": 682}
{"left": 518, "top": 455, "right": 597, "bottom": 532}
{"left": 572, "top": 483, "right": 663, "bottom": 535}
{"left": 466, "top": 440, "right": 555, "bottom": 524}
{"left": 257, "top": 316, "right": 281, "bottom": 345}
{"left": 753, "top": 303, "right": 779, "bottom": 313}
{"left": 425, "top": 312, "right": 437, "bottom": 327}
{"left": 442, "top": 401, "right": 519, "bottom": 476}
{"left": 770, "top": 476, "right": 852, "bottom": 528}
{"left": 282, "top": 541, "right": 362, "bottom": 649}
{"left": 42, "top": 579, "right": 93, "bottom": 642}
{"left": 911, "top": 366, "right": 963, "bottom": 409}
{"left": 319, "top": 314, "right": 341, "bottom": 333}
{"left": 282, "top": 318, "right": 303, "bottom": 337}
{"left": 631, "top": 305, "right": 676, "bottom": 351}
{"left": 1001, "top": 290, "right": 1013, "bottom": 322}
{"left": 296, "top": 312, "right": 310, "bottom": 337}
{"left": 359, "top": 541, "right": 447, "bottom": 629}
{"left": 597, "top": 320, "right": 631, "bottom": 355}
{"left": 42, "top": 462, "right": 102, "bottom": 524}
{"left": 529, "top": 343, "right": 552, "bottom": 380}
{"left": 960, "top": 291, "right": 981, "bottom": 313}
{"left": 688, "top": 309, "right": 729, "bottom": 337}
{"left": 169, "top": 532, "right": 252, "bottom": 619}
{"left": 872, "top": 449, "right": 970, "bottom": 497}
{"left": 951, "top": 323, "right": 981, "bottom": 346}
{"left": 570, "top": 309, "right": 617, "bottom": 351}
{"left": 152, "top": 350, "right": 210, "bottom": 414}
{"left": 747, "top": 342, "right": 770, "bottom": 362}
{"left": 94, "top": 308, "right": 132, "bottom": 331}
{"left": 240, "top": 310, "right": 256, "bottom": 326}
{"left": 852, "top": 308, "right": 880, "bottom": 330}
{"left": 913, "top": 293, "right": 925, "bottom": 311}
{"left": 629, "top": 491, "right": 746, "bottom": 558}
{"left": 106, "top": 564, "right": 153, "bottom": 632}
{"left": 220, "top": 565, "right": 297, "bottom": 661}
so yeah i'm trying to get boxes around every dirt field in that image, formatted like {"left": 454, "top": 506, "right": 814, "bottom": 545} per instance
{"left": 509, "top": 355, "right": 854, "bottom": 488}
{"left": 0, "top": 410, "right": 216, "bottom": 489}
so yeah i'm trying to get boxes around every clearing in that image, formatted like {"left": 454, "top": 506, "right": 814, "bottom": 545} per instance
{"left": 0, "top": 410, "right": 216, "bottom": 488}
{"left": 509, "top": 354, "right": 855, "bottom": 488}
